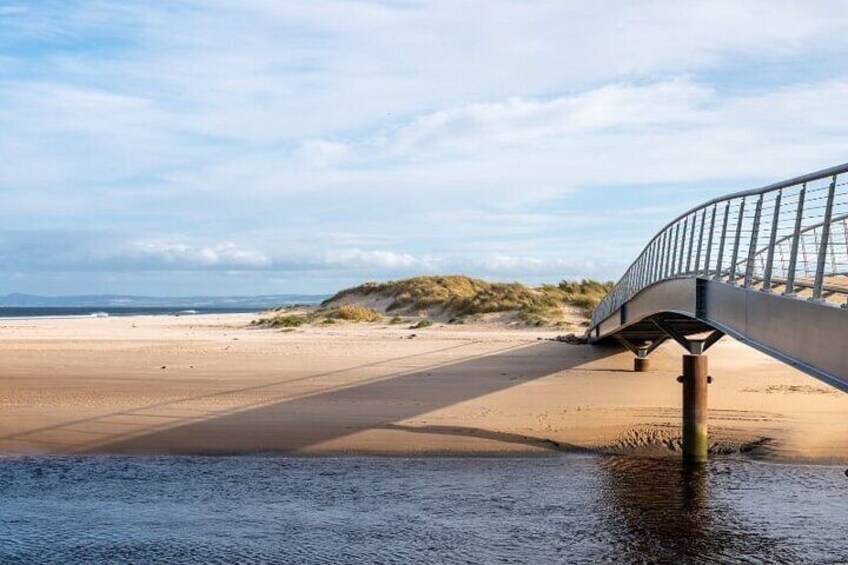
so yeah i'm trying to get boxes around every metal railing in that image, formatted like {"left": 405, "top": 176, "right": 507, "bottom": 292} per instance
{"left": 591, "top": 162, "right": 848, "bottom": 327}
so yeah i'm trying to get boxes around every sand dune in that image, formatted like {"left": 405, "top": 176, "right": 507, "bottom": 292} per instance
{"left": 0, "top": 313, "right": 845, "bottom": 462}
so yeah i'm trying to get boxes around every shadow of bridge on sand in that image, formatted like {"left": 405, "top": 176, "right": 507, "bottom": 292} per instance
{"left": 2, "top": 340, "right": 622, "bottom": 455}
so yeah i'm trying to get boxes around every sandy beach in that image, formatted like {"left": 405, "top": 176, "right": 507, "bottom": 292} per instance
{"left": 0, "top": 313, "right": 845, "bottom": 462}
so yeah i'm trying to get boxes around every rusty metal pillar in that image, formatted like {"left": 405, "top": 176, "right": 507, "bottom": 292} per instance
{"left": 681, "top": 354, "right": 709, "bottom": 463}
{"left": 633, "top": 356, "right": 650, "bottom": 372}
{"left": 633, "top": 346, "right": 651, "bottom": 372}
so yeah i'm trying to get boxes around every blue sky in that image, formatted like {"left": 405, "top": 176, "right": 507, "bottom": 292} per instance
{"left": 1, "top": 1, "right": 847, "bottom": 295}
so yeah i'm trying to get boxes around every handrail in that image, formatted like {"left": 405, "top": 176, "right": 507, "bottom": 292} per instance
{"left": 590, "top": 162, "right": 848, "bottom": 328}
{"left": 650, "top": 161, "right": 848, "bottom": 244}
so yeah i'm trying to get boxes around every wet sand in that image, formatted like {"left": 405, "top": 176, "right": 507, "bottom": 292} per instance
{"left": 0, "top": 313, "right": 845, "bottom": 461}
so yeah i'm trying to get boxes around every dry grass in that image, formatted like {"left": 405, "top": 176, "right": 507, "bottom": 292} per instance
{"left": 250, "top": 313, "right": 305, "bottom": 328}
{"left": 323, "top": 275, "right": 613, "bottom": 326}
{"left": 324, "top": 304, "right": 382, "bottom": 322}
{"left": 253, "top": 304, "right": 383, "bottom": 328}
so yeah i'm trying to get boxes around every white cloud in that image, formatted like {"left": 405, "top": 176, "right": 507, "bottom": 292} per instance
{"left": 292, "top": 139, "right": 350, "bottom": 168}
{"left": 321, "top": 249, "right": 435, "bottom": 270}
{"left": 125, "top": 240, "right": 271, "bottom": 269}
{"left": 385, "top": 80, "right": 714, "bottom": 154}
{"left": 467, "top": 254, "right": 596, "bottom": 276}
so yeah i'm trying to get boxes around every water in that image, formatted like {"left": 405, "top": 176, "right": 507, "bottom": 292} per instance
{"left": 0, "top": 307, "right": 261, "bottom": 319}
{"left": 0, "top": 455, "right": 845, "bottom": 564}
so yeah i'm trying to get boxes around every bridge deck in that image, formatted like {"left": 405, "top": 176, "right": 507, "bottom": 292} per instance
{"left": 590, "top": 278, "right": 848, "bottom": 392}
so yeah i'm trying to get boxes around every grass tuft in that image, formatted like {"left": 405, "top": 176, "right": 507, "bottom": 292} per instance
{"left": 252, "top": 314, "right": 306, "bottom": 328}
{"left": 253, "top": 304, "right": 383, "bottom": 328}
{"left": 322, "top": 304, "right": 382, "bottom": 322}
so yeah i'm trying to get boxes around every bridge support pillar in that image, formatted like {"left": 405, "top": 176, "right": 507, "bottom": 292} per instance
{"left": 681, "top": 354, "right": 709, "bottom": 463}
{"left": 633, "top": 356, "right": 650, "bottom": 372}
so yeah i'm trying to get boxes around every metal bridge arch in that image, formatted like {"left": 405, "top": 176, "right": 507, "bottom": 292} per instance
{"left": 588, "top": 163, "right": 848, "bottom": 392}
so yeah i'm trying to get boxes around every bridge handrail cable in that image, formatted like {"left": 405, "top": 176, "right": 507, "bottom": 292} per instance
{"left": 591, "top": 162, "right": 848, "bottom": 328}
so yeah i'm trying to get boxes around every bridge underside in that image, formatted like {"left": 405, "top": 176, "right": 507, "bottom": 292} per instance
{"left": 607, "top": 314, "right": 714, "bottom": 349}
{"left": 589, "top": 278, "right": 848, "bottom": 393}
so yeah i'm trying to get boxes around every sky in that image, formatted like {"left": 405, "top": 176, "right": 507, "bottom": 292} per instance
{"left": 1, "top": 1, "right": 848, "bottom": 296}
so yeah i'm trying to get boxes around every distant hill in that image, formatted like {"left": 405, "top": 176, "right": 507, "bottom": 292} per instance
{"left": 0, "top": 293, "right": 328, "bottom": 308}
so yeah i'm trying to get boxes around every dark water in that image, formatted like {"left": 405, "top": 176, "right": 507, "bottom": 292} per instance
{"left": 0, "top": 455, "right": 845, "bottom": 564}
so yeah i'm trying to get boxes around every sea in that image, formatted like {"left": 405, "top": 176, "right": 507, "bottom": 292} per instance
{"left": 0, "top": 294, "right": 328, "bottom": 319}
{"left": 0, "top": 307, "right": 264, "bottom": 319}
{"left": 0, "top": 454, "right": 845, "bottom": 564}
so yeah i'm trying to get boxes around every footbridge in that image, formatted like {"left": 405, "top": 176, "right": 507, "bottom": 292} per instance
{"left": 587, "top": 162, "right": 848, "bottom": 462}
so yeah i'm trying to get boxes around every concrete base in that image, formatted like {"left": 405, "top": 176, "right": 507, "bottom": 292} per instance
{"left": 633, "top": 357, "right": 651, "bottom": 372}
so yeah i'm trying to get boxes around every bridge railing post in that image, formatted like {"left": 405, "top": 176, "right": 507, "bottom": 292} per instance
{"left": 686, "top": 213, "right": 696, "bottom": 275}
{"left": 744, "top": 194, "right": 764, "bottom": 288}
{"left": 812, "top": 175, "right": 837, "bottom": 302}
{"left": 649, "top": 239, "right": 658, "bottom": 285}
{"left": 694, "top": 208, "right": 705, "bottom": 276}
{"left": 638, "top": 256, "right": 644, "bottom": 292}
{"left": 648, "top": 241, "right": 658, "bottom": 286}
{"left": 714, "top": 201, "right": 730, "bottom": 281}
{"left": 761, "top": 189, "right": 782, "bottom": 292}
{"left": 784, "top": 183, "right": 807, "bottom": 297}
{"left": 728, "top": 197, "right": 746, "bottom": 285}
{"left": 621, "top": 271, "right": 629, "bottom": 302}
{"left": 657, "top": 236, "right": 663, "bottom": 282}
{"left": 703, "top": 204, "right": 716, "bottom": 278}
{"left": 671, "top": 222, "right": 680, "bottom": 277}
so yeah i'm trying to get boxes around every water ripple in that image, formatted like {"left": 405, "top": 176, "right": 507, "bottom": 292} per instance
{"left": 0, "top": 455, "right": 845, "bottom": 564}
